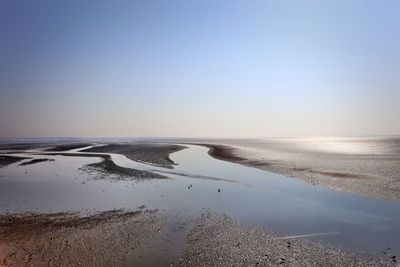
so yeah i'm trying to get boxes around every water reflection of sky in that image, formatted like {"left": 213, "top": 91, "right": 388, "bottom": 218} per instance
{"left": 0, "top": 145, "right": 400, "bottom": 255}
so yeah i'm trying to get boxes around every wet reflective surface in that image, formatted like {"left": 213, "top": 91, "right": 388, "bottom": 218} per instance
{"left": 1, "top": 144, "right": 400, "bottom": 255}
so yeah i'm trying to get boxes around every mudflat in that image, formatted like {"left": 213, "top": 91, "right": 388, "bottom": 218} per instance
{"left": 197, "top": 137, "right": 400, "bottom": 201}
{"left": 0, "top": 155, "right": 29, "bottom": 167}
{"left": 0, "top": 210, "right": 163, "bottom": 267}
{"left": 82, "top": 143, "right": 186, "bottom": 168}
{"left": 1, "top": 139, "right": 399, "bottom": 266}
{"left": 180, "top": 212, "right": 393, "bottom": 267}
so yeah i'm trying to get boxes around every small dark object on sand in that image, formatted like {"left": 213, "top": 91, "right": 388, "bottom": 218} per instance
{"left": 217, "top": 189, "right": 221, "bottom": 192}
{"left": 287, "top": 241, "right": 291, "bottom": 248}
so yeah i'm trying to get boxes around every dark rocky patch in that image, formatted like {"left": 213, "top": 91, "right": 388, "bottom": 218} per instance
{"left": 19, "top": 158, "right": 55, "bottom": 166}
{"left": 82, "top": 157, "right": 167, "bottom": 180}
{"left": 82, "top": 143, "right": 186, "bottom": 168}
{"left": 45, "top": 143, "right": 92, "bottom": 152}
{"left": 200, "top": 144, "right": 246, "bottom": 162}
{"left": 0, "top": 155, "right": 30, "bottom": 168}
{"left": 37, "top": 152, "right": 167, "bottom": 180}
{"left": 0, "top": 143, "right": 45, "bottom": 151}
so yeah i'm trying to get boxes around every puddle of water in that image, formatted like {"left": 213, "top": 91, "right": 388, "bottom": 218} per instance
{"left": 126, "top": 212, "right": 195, "bottom": 267}
{"left": 0, "top": 144, "right": 400, "bottom": 256}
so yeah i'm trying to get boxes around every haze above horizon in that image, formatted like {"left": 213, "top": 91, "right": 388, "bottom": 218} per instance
{"left": 1, "top": 0, "right": 399, "bottom": 138}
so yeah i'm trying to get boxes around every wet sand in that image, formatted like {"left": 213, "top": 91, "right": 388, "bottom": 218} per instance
{"left": 1, "top": 210, "right": 392, "bottom": 267}
{"left": 45, "top": 143, "right": 93, "bottom": 152}
{"left": 0, "top": 210, "right": 163, "bottom": 267}
{"left": 181, "top": 212, "right": 393, "bottom": 267}
{"left": 0, "top": 155, "right": 29, "bottom": 168}
{"left": 0, "top": 143, "right": 47, "bottom": 151}
{"left": 19, "top": 158, "right": 55, "bottom": 166}
{"left": 1, "top": 139, "right": 399, "bottom": 266}
{"left": 82, "top": 143, "right": 186, "bottom": 168}
{"left": 38, "top": 152, "right": 167, "bottom": 180}
{"left": 81, "top": 156, "right": 167, "bottom": 180}
{"left": 0, "top": 142, "right": 92, "bottom": 152}
{"left": 199, "top": 137, "right": 400, "bottom": 201}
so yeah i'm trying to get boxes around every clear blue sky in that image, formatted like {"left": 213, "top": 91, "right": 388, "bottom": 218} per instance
{"left": 1, "top": 0, "right": 399, "bottom": 138}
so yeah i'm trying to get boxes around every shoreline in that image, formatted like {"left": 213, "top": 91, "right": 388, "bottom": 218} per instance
{"left": 1, "top": 140, "right": 399, "bottom": 265}
{"left": 200, "top": 141, "right": 400, "bottom": 202}
{"left": 36, "top": 152, "right": 167, "bottom": 180}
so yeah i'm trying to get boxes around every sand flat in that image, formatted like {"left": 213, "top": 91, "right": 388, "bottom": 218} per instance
{"left": 196, "top": 137, "right": 400, "bottom": 201}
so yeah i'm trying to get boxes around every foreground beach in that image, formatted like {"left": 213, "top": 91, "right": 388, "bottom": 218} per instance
{"left": 0, "top": 139, "right": 399, "bottom": 266}
{"left": 1, "top": 210, "right": 392, "bottom": 267}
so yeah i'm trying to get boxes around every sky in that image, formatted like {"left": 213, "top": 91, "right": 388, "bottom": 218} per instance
{"left": 0, "top": 0, "right": 399, "bottom": 138}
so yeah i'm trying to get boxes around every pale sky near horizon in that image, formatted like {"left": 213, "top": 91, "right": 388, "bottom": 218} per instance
{"left": 0, "top": 0, "right": 399, "bottom": 138}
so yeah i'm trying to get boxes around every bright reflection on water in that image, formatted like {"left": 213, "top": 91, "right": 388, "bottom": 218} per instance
{"left": 0, "top": 145, "right": 400, "bottom": 255}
